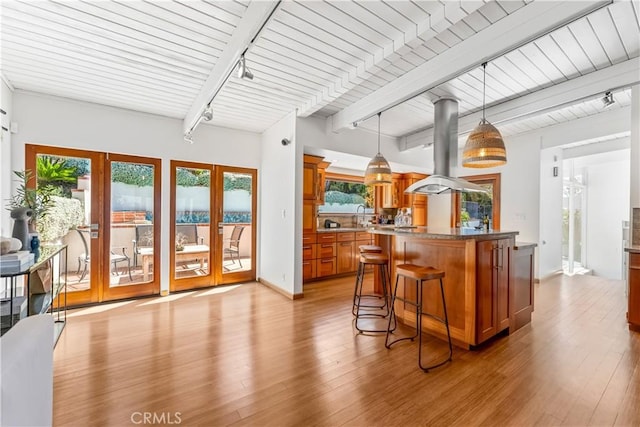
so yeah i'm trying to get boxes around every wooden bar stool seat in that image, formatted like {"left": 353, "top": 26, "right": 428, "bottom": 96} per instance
{"left": 353, "top": 252, "right": 394, "bottom": 334}
{"left": 385, "top": 263, "right": 453, "bottom": 372}
{"left": 358, "top": 245, "right": 382, "bottom": 254}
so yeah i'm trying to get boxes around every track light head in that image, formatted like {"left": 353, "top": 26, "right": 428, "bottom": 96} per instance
{"left": 602, "top": 91, "right": 615, "bottom": 108}
{"left": 237, "top": 55, "right": 254, "bottom": 80}
{"left": 201, "top": 106, "right": 213, "bottom": 121}
{"left": 184, "top": 132, "right": 194, "bottom": 144}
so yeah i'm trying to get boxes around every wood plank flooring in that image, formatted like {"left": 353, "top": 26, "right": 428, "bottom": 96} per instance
{"left": 52, "top": 274, "right": 640, "bottom": 426}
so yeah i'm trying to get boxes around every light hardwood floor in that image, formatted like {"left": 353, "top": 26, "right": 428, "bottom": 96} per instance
{"left": 53, "top": 274, "right": 639, "bottom": 426}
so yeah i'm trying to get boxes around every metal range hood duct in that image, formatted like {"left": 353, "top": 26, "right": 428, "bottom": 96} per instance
{"left": 405, "top": 98, "right": 487, "bottom": 195}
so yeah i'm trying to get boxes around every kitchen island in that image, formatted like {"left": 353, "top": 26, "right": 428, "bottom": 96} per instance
{"left": 369, "top": 226, "right": 534, "bottom": 349}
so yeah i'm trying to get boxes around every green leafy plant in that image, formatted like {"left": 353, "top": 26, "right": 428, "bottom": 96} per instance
{"left": 461, "top": 209, "right": 470, "bottom": 227}
{"left": 6, "top": 170, "right": 56, "bottom": 221}
{"left": 37, "top": 196, "right": 85, "bottom": 242}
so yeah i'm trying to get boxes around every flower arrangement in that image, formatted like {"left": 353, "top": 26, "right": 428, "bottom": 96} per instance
{"left": 175, "top": 232, "right": 187, "bottom": 251}
{"left": 37, "top": 196, "right": 85, "bottom": 243}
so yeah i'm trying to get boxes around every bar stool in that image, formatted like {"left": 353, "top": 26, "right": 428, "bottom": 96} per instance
{"left": 351, "top": 245, "right": 383, "bottom": 316}
{"left": 353, "top": 252, "right": 395, "bottom": 333}
{"left": 385, "top": 264, "right": 453, "bottom": 371}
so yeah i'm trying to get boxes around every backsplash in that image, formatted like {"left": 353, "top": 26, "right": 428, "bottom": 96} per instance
{"left": 317, "top": 213, "right": 375, "bottom": 228}
{"left": 633, "top": 208, "right": 640, "bottom": 245}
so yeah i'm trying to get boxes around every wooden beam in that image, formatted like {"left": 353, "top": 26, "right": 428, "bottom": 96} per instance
{"left": 296, "top": 1, "right": 484, "bottom": 118}
{"left": 400, "top": 57, "right": 640, "bottom": 151}
{"left": 330, "top": 0, "right": 611, "bottom": 133}
{"left": 182, "top": 0, "right": 280, "bottom": 134}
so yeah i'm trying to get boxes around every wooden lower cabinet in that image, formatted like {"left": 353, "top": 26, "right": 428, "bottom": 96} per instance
{"left": 337, "top": 241, "right": 356, "bottom": 274}
{"left": 628, "top": 252, "right": 640, "bottom": 330}
{"left": 476, "top": 238, "right": 512, "bottom": 344}
{"left": 511, "top": 244, "right": 536, "bottom": 332}
{"left": 316, "top": 257, "right": 337, "bottom": 277}
{"left": 303, "top": 231, "right": 373, "bottom": 282}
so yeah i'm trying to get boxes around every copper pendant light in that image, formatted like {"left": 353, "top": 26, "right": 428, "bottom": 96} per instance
{"left": 462, "top": 63, "right": 507, "bottom": 168}
{"left": 364, "top": 112, "right": 392, "bottom": 186}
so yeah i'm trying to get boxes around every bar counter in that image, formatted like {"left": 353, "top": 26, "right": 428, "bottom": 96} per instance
{"left": 368, "top": 226, "right": 533, "bottom": 349}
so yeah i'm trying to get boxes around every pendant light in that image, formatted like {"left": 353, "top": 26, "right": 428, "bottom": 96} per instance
{"left": 364, "top": 112, "right": 392, "bottom": 186}
{"left": 462, "top": 62, "right": 507, "bottom": 168}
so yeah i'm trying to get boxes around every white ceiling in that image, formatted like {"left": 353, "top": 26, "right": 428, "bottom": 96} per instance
{"left": 1, "top": 0, "right": 638, "bottom": 142}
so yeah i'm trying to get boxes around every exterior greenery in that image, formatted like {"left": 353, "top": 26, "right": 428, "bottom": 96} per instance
{"left": 111, "top": 162, "right": 154, "bottom": 187}
{"left": 6, "top": 170, "right": 56, "bottom": 221}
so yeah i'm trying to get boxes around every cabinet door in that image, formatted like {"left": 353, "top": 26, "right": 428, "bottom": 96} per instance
{"left": 337, "top": 241, "right": 356, "bottom": 274}
{"left": 317, "top": 167, "right": 326, "bottom": 204}
{"left": 303, "top": 163, "right": 317, "bottom": 200}
{"left": 511, "top": 245, "right": 535, "bottom": 332}
{"left": 629, "top": 254, "right": 640, "bottom": 327}
{"left": 316, "top": 258, "right": 336, "bottom": 277}
{"left": 303, "top": 200, "right": 316, "bottom": 233}
{"left": 496, "top": 238, "right": 512, "bottom": 332}
{"left": 303, "top": 260, "right": 316, "bottom": 281}
{"left": 476, "top": 240, "right": 497, "bottom": 343}
{"left": 411, "top": 199, "right": 427, "bottom": 226}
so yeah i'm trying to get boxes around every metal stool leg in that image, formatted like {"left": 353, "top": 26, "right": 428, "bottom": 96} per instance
{"left": 418, "top": 277, "right": 453, "bottom": 372}
{"left": 355, "top": 263, "right": 393, "bottom": 334}
{"left": 385, "top": 275, "right": 418, "bottom": 348}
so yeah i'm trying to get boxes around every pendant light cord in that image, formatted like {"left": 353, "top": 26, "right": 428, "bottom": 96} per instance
{"left": 377, "top": 112, "right": 381, "bottom": 154}
{"left": 481, "top": 62, "right": 487, "bottom": 122}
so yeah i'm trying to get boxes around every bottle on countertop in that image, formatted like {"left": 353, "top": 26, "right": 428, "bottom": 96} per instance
{"left": 483, "top": 215, "right": 490, "bottom": 231}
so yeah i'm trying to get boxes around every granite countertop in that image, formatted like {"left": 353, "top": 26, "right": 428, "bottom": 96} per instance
{"left": 367, "top": 225, "right": 519, "bottom": 241}
{"left": 625, "top": 245, "right": 640, "bottom": 254}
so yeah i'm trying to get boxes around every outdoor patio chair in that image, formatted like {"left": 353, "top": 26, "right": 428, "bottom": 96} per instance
{"left": 223, "top": 225, "right": 245, "bottom": 268}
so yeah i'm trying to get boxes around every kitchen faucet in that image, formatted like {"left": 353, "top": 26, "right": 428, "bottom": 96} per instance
{"left": 356, "top": 204, "right": 366, "bottom": 227}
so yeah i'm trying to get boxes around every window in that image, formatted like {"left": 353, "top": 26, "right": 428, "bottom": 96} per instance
{"left": 318, "top": 174, "right": 374, "bottom": 214}
{"left": 452, "top": 173, "right": 501, "bottom": 229}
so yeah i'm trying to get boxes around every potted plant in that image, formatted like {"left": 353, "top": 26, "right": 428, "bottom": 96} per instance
{"left": 6, "top": 170, "right": 56, "bottom": 233}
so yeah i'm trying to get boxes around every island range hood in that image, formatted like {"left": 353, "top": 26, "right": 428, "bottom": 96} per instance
{"left": 405, "top": 98, "right": 487, "bottom": 195}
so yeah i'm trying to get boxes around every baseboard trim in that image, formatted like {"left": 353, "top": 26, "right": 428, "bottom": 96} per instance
{"left": 258, "top": 278, "right": 304, "bottom": 300}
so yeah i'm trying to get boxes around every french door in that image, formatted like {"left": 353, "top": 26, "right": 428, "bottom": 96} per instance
{"left": 26, "top": 145, "right": 161, "bottom": 305}
{"left": 214, "top": 165, "right": 256, "bottom": 285}
{"left": 169, "top": 161, "right": 214, "bottom": 292}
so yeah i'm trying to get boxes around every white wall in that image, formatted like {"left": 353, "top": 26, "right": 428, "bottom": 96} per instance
{"left": 259, "top": 112, "right": 299, "bottom": 296}
{"left": 9, "top": 90, "right": 261, "bottom": 292}
{"left": 572, "top": 150, "right": 630, "bottom": 279}
{"left": 1, "top": 79, "right": 13, "bottom": 236}
{"left": 631, "top": 86, "right": 640, "bottom": 241}
{"left": 538, "top": 146, "right": 564, "bottom": 278}
{"left": 297, "top": 116, "right": 433, "bottom": 173}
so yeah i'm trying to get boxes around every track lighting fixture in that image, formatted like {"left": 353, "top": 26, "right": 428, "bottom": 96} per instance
{"left": 201, "top": 106, "right": 213, "bottom": 121}
{"left": 602, "top": 91, "right": 615, "bottom": 108}
{"left": 184, "top": 132, "right": 194, "bottom": 144}
{"left": 237, "top": 55, "right": 254, "bottom": 80}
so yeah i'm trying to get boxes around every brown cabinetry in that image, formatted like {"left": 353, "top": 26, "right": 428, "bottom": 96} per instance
{"left": 511, "top": 243, "right": 536, "bottom": 332}
{"left": 381, "top": 174, "right": 403, "bottom": 208}
{"left": 303, "top": 162, "right": 317, "bottom": 200}
{"left": 314, "top": 232, "right": 336, "bottom": 278}
{"left": 402, "top": 173, "right": 428, "bottom": 226}
{"left": 628, "top": 252, "right": 640, "bottom": 331}
{"left": 337, "top": 241, "right": 356, "bottom": 274}
{"left": 476, "top": 238, "right": 512, "bottom": 344}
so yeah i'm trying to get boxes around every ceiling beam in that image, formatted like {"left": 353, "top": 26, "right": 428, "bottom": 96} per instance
{"left": 296, "top": 1, "right": 484, "bottom": 118}
{"left": 329, "top": 0, "right": 611, "bottom": 133}
{"left": 182, "top": 0, "right": 279, "bottom": 135}
{"left": 400, "top": 57, "right": 640, "bottom": 151}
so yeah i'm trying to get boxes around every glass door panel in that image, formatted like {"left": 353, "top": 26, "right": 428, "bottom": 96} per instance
{"left": 215, "top": 167, "right": 256, "bottom": 284}
{"left": 103, "top": 154, "right": 161, "bottom": 300}
{"left": 170, "top": 161, "right": 213, "bottom": 291}
{"left": 26, "top": 145, "right": 104, "bottom": 306}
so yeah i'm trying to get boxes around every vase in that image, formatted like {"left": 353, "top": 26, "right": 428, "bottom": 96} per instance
{"left": 11, "top": 207, "right": 33, "bottom": 251}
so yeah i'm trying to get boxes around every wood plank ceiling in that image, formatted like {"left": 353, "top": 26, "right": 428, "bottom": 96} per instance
{"left": 1, "top": 0, "right": 638, "bottom": 140}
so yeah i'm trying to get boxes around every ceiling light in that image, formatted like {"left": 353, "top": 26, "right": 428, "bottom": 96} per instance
{"left": 201, "top": 106, "right": 213, "bottom": 121}
{"left": 462, "top": 62, "right": 507, "bottom": 168}
{"left": 602, "top": 91, "right": 615, "bottom": 108}
{"left": 237, "top": 55, "right": 254, "bottom": 80}
{"left": 364, "top": 112, "right": 392, "bottom": 186}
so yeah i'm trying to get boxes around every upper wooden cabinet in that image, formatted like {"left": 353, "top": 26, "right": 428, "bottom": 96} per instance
{"left": 402, "top": 173, "right": 428, "bottom": 226}
{"left": 303, "top": 162, "right": 318, "bottom": 200}
{"left": 317, "top": 161, "right": 330, "bottom": 204}
{"left": 381, "top": 174, "right": 404, "bottom": 208}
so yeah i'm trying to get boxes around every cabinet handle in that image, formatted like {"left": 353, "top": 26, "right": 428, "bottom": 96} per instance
{"left": 493, "top": 247, "right": 499, "bottom": 269}
{"left": 303, "top": 261, "right": 310, "bottom": 266}
{"left": 322, "top": 244, "right": 332, "bottom": 248}
{"left": 341, "top": 242, "right": 351, "bottom": 246}
{"left": 303, "top": 246, "right": 311, "bottom": 250}
{"left": 499, "top": 246, "right": 504, "bottom": 270}
{"left": 321, "top": 259, "right": 332, "bottom": 264}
